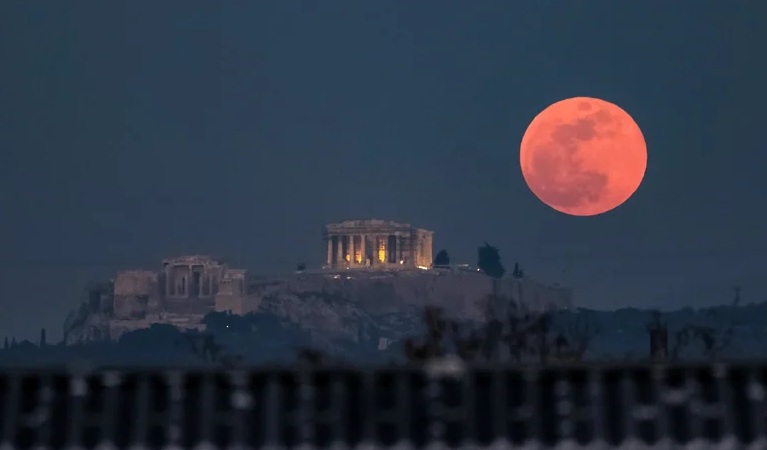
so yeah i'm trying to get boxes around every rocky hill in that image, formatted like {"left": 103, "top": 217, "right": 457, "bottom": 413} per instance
{"left": 62, "top": 269, "right": 573, "bottom": 350}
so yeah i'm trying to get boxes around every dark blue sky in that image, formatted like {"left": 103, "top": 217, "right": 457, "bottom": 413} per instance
{"left": 1, "top": 1, "right": 765, "bottom": 341}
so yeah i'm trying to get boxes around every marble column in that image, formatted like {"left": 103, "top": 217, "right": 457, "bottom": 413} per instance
{"left": 344, "top": 235, "right": 350, "bottom": 264}
{"left": 404, "top": 236, "right": 412, "bottom": 265}
{"left": 185, "top": 266, "right": 191, "bottom": 298}
{"left": 336, "top": 235, "right": 343, "bottom": 266}
{"left": 370, "top": 234, "right": 376, "bottom": 265}
{"left": 165, "top": 267, "right": 172, "bottom": 297}
{"left": 327, "top": 238, "right": 332, "bottom": 265}
{"left": 360, "top": 234, "right": 366, "bottom": 266}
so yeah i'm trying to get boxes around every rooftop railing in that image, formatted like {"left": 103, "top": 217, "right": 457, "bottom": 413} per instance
{"left": 1, "top": 361, "right": 765, "bottom": 449}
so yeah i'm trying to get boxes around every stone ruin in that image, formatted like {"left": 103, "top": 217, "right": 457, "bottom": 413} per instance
{"left": 323, "top": 219, "right": 434, "bottom": 269}
{"left": 64, "top": 255, "right": 247, "bottom": 343}
{"left": 63, "top": 219, "right": 574, "bottom": 346}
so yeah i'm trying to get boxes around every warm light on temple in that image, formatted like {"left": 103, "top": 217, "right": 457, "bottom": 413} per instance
{"left": 324, "top": 220, "right": 434, "bottom": 269}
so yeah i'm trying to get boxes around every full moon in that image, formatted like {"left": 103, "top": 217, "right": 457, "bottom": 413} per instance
{"left": 519, "top": 97, "right": 647, "bottom": 216}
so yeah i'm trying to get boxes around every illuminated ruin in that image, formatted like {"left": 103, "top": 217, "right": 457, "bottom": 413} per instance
{"left": 323, "top": 219, "right": 434, "bottom": 269}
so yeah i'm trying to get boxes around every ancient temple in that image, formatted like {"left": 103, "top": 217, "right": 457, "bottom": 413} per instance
{"left": 111, "top": 255, "right": 247, "bottom": 324}
{"left": 323, "top": 219, "right": 433, "bottom": 269}
{"left": 161, "top": 255, "right": 231, "bottom": 299}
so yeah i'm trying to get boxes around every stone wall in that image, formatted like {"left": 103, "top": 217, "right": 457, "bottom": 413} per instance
{"left": 213, "top": 269, "right": 248, "bottom": 314}
{"left": 217, "top": 269, "right": 573, "bottom": 322}
{"left": 104, "top": 256, "right": 246, "bottom": 340}
{"left": 113, "top": 271, "right": 160, "bottom": 320}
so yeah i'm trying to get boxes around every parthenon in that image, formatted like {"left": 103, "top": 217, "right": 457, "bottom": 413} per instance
{"left": 323, "top": 219, "right": 433, "bottom": 269}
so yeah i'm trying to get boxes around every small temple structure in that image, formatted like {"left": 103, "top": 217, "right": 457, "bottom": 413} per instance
{"left": 322, "top": 219, "right": 433, "bottom": 270}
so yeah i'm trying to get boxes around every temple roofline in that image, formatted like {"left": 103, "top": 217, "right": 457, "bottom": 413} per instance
{"left": 325, "top": 219, "right": 432, "bottom": 234}
{"left": 161, "top": 255, "right": 225, "bottom": 266}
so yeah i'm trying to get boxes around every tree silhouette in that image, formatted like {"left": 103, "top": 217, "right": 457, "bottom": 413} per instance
{"left": 512, "top": 262, "right": 525, "bottom": 279}
{"left": 40, "top": 328, "right": 47, "bottom": 347}
{"left": 402, "top": 303, "right": 584, "bottom": 365}
{"left": 554, "top": 310, "right": 599, "bottom": 361}
{"left": 433, "top": 249, "right": 450, "bottom": 266}
{"left": 647, "top": 310, "right": 668, "bottom": 361}
{"left": 477, "top": 243, "right": 505, "bottom": 279}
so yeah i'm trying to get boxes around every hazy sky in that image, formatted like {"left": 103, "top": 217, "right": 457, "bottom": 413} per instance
{"left": 1, "top": 1, "right": 765, "bottom": 341}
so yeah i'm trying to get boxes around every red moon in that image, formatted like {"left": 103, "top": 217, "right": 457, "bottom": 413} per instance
{"left": 519, "top": 97, "right": 647, "bottom": 216}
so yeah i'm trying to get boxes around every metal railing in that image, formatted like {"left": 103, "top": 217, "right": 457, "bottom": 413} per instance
{"left": 1, "top": 361, "right": 766, "bottom": 449}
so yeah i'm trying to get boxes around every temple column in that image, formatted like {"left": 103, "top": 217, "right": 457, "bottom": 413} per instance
{"left": 426, "top": 234, "right": 433, "bottom": 267}
{"left": 344, "top": 235, "right": 350, "bottom": 264}
{"left": 336, "top": 235, "right": 343, "bottom": 266}
{"left": 185, "top": 266, "right": 191, "bottom": 298}
{"left": 360, "top": 234, "right": 366, "bottom": 266}
{"left": 371, "top": 235, "right": 376, "bottom": 265}
{"left": 165, "top": 267, "right": 172, "bottom": 297}
{"left": 404, "top": 236, "right": 412, "bottom": 265}
{"left": 326, "top": 238, "right": 332, "bottom": 265}
{"left": 198, "top": 271, "right": 204, "bottom": 297}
